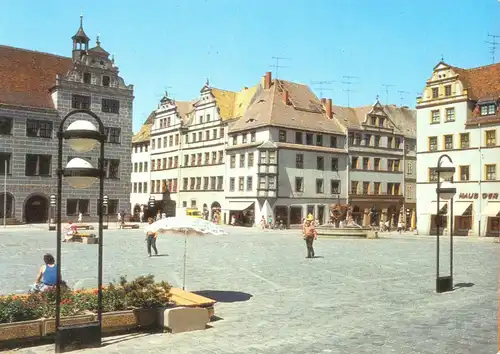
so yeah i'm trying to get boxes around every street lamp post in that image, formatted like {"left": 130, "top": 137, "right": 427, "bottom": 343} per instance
{"left": 49, "top": 195, "right": 56, "bottom": 231}
{"left": 435, "top": 154, "right": 456, "bottom": 294}
{"left": 55, "top": 109, "right": 106, "bottom": 353}
{"left": 103, "top": 195, "right": 109, "bottom": 230}
{"left": 149, "top": 196, "right": 156, "bottom": 220}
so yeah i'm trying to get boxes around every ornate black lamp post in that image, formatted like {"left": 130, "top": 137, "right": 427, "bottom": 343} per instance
{"left": 149, "top": 196, "right": 156, "bottom": 219}
{"left": 435, "top": 154, "right": 457, "bottom": 294}
{"left": 103, "top": 195, "right": 109, "bottom": 229}
{"left": 55, "top": 109, "right": 106, "bottom": 352}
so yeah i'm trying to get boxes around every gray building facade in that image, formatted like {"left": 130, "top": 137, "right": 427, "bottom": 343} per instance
{"left": 0, "top": 17, "right": 133, "bottom": 223}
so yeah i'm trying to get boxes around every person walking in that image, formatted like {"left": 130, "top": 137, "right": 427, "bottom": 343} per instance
{"left": 302, "top": 215, "right": 317, "bottom": 259}
{"left": 145, "top": 217, "right": 159, "bottom": 257}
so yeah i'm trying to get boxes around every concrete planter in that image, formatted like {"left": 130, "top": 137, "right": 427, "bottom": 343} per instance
{"left": 42, "top": 314, "right": 96, "bottom": 336}
{"left": 0, "top": 319, "right": 42, "bottom": 342}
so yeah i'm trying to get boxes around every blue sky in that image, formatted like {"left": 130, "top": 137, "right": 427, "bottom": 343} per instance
{"left": 1, "top": 0, "right": 499, "bottom": 132}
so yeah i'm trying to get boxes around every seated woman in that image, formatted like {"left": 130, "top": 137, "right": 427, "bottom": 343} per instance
{"left": 63, "top": 221, "right": 78, "bottom": 242}
{"left": 32, "top": 253, "right": 58, "bottom": 292}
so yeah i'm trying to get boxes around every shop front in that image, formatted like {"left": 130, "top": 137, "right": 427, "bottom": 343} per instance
{"left": 349, "top": 195, "right": 404, "bottom": 228}
{"left": 227, "top": 201, "right": 255, "bottom": 227}
{"left": 483, "top": 201, "right": 500, "bottom": 237}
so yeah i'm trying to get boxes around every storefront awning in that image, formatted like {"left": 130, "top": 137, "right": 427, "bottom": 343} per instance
{"left": 453, "top": 202, "right": 472, "bottom": 216}
{"left": 430, "top": 201, "right": 448, "bottom": 215}
{"left": 482, "top": 202, "right": 500, "bottom": 217}
{"left": 228, "top": 201, "right": 254, "bottom": 211}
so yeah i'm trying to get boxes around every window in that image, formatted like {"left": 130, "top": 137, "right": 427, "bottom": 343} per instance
{"left": 206, "top": 114, "right": 211, "bottom": 122}
{"left": 143, "top": 182, "right": 147, "bottom": 193}
{"left": 25, "top": 154, "right": 51, "bottom": 176}
{"left": 104, "top": 127, "right": 121, "bottom": 143}
{"left": 444, "top": 135, "right": 453, "bottom": 150}
{"left": 306, "top": 133, "right": 313, "bottom": 145}
{"left": 388, "top": 160, "right": 394, "bottom": 171}
{"left": 0, "top": 117, "right": 13, "bottom": 135}
{"left": 83, "top": 73, "right": 91, "bottom": 84}
{"left": 351, "top": 156, "right": 359, "bottom": 169}
{"left": 100, "top": 159, "right": 120, "bottom": 179}
{"left": 72, "top": 94, "right": 91, "bottom": 109}
{"left": 387, "top": 183, "right": 394, "bottom": 195}
{"left": 26, "top": 119, "right": 53, "bottom": 138}
{"left": 395, "top": 138, "right": 401, "bottom": 149}
{"left": 102, "top": 75, "right": 110, "bottom": 87}
{"left": 460, "top": 133, "right": 470, "bottom": 149}
{"left": 189, "top": 177, "right": 195, "bottom": 190}
{"left": 387, "top": 137, "right": 393, "bottom": 148}
{"left": 210, "top": 177, "right": 216, "bottom": 190}
{"left": 429, "top": 168, "right": 438, "bottom": 182}
{"left": 0, "top": 153, "right": 11, "bottom": 174}
{"left": 196, "top": 177, "right": 201, "bottom": 190}
{"left": 316, "top": 134, "right": 323, "bottom": 146}
{"left": 296, "top": 154, "right": 304, "bottom": 168}
{"left": 432, "top": 87, "right": 438, "bottom": 98}
{"left": 431, "top": 110, "right": 440, "bottom": 124}
{"left": 242, "top": 134, "right": 248, "bottom": 144}
{"left": 248, "top": 153, "right": 254, "bottom": 167}
{"left": 182, "top": 178, "right": 188, "bottom": 190}
{"left": 331, "top": 157, "right": 338, "bottom": 171}
{"left": 246, "top": 177, "right": 253, "bottom": 191}
{"left": 191, "top": 200, "right": 197, "bottom": 208}
{"left": 199, "top": 115, "right": 203, "bottom": 124}
{"left": 374, "top": 135, "right": 380, "bottom": 147}
{"left": 268, "top": 151, "right": 276, "bottom": 164}
{"left": 374, "top": 158, "right": 380, "bottom": 171}
{"left": 362, "top": 182, "right": 369, "bottom": 194}
{"left": 330, "top": 180, "right": 340, "bottom": 194}
{"left": 295, "top": 177, "right": 304, "bottom": 192}
{"left": 348, "top": 133, "right": 354, "bottom": 145}
{"left": 250, "top": 131, "right": 256, "bottom": 142}
{"left": 394, "top": 183, "right": 400, "bottom": 195}
{"left": 330, "top": 136, "right": 337, "bottom": 148}
{"left": 407, "top": 161, "right": 413, "bottom": 175}
{"left": 379, "top": 118, "right": 384, "bottom": 128}
{"left": 459, "top": 166, "right": 470, "bottom": 181}
{"left": 230, "top": 156, "right": 236, "bottom": 168}
{"left": 232, "top": 136, "right": 237, "bottom": 145}
{"left": 279, "top": 130, "right": 287, "bottom": 142}
{"left": 133, "top": 182, "right": 137, "bottom": 193}
{"left": 371, "top": 117, "right": 376, "bottom": 125}
{"left": 229, "top": 177, "right": 235, "bottom": 191}
{"left": 373, "top": 182, "right": 380, "bottom": 195}
{"left": 259, "top": 176, "right": 266, "bottom": 189}
{"left": 480, "top": 104, "right": 496, "bottom": 116}
{"left": 350, "top": 181, "right": 359, "bottom": 194}
{"left": 259, "top": 151, "right": 267, "bottom": 164}
{"left": 66, "top": 199, "right": 90, "bottom": 216}
{"left": 362, "top": 158, "right": 369, "bottom": 170}
{"left": 486, "top": 130, "right": 496, "bottom": 147}
{"left": 133, "top": 163, "right": 138, "bottom": 172}
{"left": 316, "top": 179, "right": 324, "bottom": 193}
{"left": 268, "top": 176, "right": 276, "bottom": 190}
{"left": 428, "top": 137, "right": 438, "bottom": 151}
{"left": 485, "top": 164, "right": 496, "bottom": 180}
{"left": 445, "top": 108, "right": 455, "bottom": 122}
{"left": 217, "top": 177, "right": 223, "bottom": 190}
{"left": 364, "top": 134, "right": 371, "bottom": 146}
{"left": 316, "top": 156, "right": 324, "bottom": 170}
{"left": 239, "top": 154, "right": 245, "bottom": 168}
{"left": 198, "top": 132, "right": 202, "bottom": 142}
{"left": 444, "top": 85, "right": 452, "bottom": 96}
{"left": 394, "top": 159, "right": 400, "bottom": 171}
{"left": 182, "top": 201, "right": 187, "bottom": 208}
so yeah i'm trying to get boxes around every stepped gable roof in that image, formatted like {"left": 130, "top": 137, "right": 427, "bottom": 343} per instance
{"left": 0, "top": 45, "right": 73, "bottom": 109}
{"left": 231, "top": 79, "right": 345, "bottom": 134}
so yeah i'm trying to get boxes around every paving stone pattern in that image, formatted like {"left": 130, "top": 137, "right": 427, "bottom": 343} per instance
{"left": 1, "top": 227, "right": 497, "bottom": 354}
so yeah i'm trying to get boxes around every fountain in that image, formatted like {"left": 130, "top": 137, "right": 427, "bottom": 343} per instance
{"left": 315, "top": 204, "right": 378, "bottom": 239}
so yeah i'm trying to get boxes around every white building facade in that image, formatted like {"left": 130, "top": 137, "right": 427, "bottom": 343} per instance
{"left": 416, "top": 61, "right": 500, "bottom": 237}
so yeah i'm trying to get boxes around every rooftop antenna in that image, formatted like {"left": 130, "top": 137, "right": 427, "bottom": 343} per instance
{"left": 397, "top": 90, "right": 410, "bottom": 106}
{"left": 381, "top": 84, "right": 395, "bottom": 103}
{"left": 486, "top": 33, "right": 500, "bottom": 63}
{"left": 311, "top": 80, "right": 336, "bottom": 98}
{"left": 341, "top": 75, "right": 359, "bottom": 107}
{"left": 270, "top": 56, "right": 291, "bottom": 79}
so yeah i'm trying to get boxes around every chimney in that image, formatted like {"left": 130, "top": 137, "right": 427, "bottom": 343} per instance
{"left": 320, "top": 98, "right": 326, "bottom": 105}
{"left": 283, "top": 90, "right": 289, "bottom": 104}
{"left": 262, "top": 71, "right": 272, "bottom": 89}
{"left": 325, "top": 98, "right": 332, "bottom": 119}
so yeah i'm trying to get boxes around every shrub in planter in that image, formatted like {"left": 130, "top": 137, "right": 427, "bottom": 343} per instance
{"left": 118, "top": 275, "right": 172, "bottom": 309}
{"left": 0, "top": 296, "right": 38, "bottom": 323}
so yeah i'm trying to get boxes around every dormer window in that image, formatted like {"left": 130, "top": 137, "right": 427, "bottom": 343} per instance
{"left": 432, "top": 87, "right": 439, "bottom": 99}
{"left": 379, "top": 118, "right": 384, "bottom": 127}
{"left": 83, "top": 73, "right": 91, "bottom": 84}
{"left": 480, "top": 103, "right": 496, "bottom": 116}
{"left": 444, "top": 85, "right": 451, "bottom": 96}
{"left": 102, "top": 76, "right": 110, "bottom": 87}
{"left": 370, "top": 117, "right": 376, "bottom": 125}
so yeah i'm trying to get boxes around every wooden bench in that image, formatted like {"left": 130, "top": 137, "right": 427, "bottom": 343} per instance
{"left": 75, "top": 224, "right": 94, "bottom": 230}
{"left": 120, "top": 224, "right": 140, "bottom": 229}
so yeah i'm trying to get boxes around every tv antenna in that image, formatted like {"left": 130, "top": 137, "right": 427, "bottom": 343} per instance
{"left": 486, "top": 33, "right": 500, "bottom": 63}
{"left": 270, "top": 56, "right": 291, "bottom": 79}
{"left": 381, "top": 84, "right": 395, "bottom": 103}
{"left": 311, "top": 80, "right": 335, "bottom": 97}
{"left": 397, "top": 90, "right": 410, "bottom": 106}
{"left": 341, "top": 75, "right": 359, "bottom": 107}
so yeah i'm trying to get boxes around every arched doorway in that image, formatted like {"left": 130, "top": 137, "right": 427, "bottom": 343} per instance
{"left": 0, "top": 193, "right": 14, "bottom": 219}
{"left": 24, "top": 194, "right": 48, "bottom": 223}
{"left": 211, "top": 201, "right": 221, "bottom": 223}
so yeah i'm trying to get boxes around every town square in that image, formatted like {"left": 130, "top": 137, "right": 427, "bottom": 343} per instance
{"left": 0, "top": 225, "right": 497, "bottom": 353}
{"left": 1, "top": 0, "right": 500, "bottom": 353}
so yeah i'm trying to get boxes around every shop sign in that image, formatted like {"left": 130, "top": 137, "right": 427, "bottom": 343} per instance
{"left": 458, "top": 193, "right": 499, "bottom": 200}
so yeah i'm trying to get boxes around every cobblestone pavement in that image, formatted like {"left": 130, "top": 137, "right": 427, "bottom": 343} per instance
{"left": 1, "top": 227, "right": 497, "bottom": 354}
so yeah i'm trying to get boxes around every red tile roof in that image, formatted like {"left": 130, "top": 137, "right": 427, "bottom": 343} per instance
{"left": 451, "top": 63, "right": 500, "bottom": 100}
{"left": 0, "top": 45, "right": 73, "bottom": 109}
